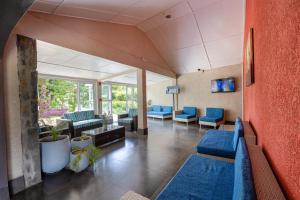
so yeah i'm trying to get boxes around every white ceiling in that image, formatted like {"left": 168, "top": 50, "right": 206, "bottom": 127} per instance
{"left": 37, "top": 40, "right": 171, "bottom": 84}
{"left": 31, "top": 0, "right": 245, "bottom": 74}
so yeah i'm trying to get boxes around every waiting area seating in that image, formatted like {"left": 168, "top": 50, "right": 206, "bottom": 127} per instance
{"left": 118, "top": 108, "right": 138, "bottom": 131}
{"left": 173, "top": 106, "right": 197, "bottom": 125}
{"left": 156, "top": 138, "right": 256, "bottom": 200}
{"left": 196, "top": 118, "right": 243, "bottom": 159}
{"left": 147, "top": 105, "right": 173, "bottom": 119}
{"left": 57, "top": 110, "right": 105, "bottom": 137}
{"left": 199, "top": 107, "right": 225, "bottom": 129}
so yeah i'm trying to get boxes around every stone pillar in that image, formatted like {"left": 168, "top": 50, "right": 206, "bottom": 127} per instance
{"left": 16, "top": 35, "right": 41, "bottom": 188}
{"left": 137, "top": 69, "right": 148, "bottom": 135}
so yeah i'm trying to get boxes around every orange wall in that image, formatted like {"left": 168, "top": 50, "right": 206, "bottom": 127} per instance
{"left": 243, "top": 0, "right": 300, "bottom": 199}
{"left": 13, "top": 11, "right": 176, "bottom": 78}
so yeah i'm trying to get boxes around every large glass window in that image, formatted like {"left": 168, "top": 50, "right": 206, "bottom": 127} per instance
{"left": 38, "top": 77, "right": 95, "bottom": 125}
{"left": 112, "top": 84, "right": 127, "bottom": 115}
{"left": 79, "top": 83, "right": 94, "bottom": 111}
{"left": 101, "top": 83, "right": 138, "bottom": 115}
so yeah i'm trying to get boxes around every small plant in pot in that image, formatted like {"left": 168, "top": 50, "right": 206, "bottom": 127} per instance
{"left": 40, "top": 126, "right": 70, "bottom": 174}
{"left": 69, "top": 147, "right": 89, "bottom": 173}
{"left": 71, "top": 134, "right": 93, "bottom": 149}
{"left": 68, "top": 145, "right": 100, "bottom": 173}
{"left": 102, "top": 113, "right": 109, "bottom": 130}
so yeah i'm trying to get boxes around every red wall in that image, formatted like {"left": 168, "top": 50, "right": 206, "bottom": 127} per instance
{"left": 243, "top": 0, "right": 300, "bottom": 199}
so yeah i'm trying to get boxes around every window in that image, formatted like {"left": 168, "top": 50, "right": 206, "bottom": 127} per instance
{"left": 38, "top": 77, "right": 95, "bottom": 125}
{"left": 79, "top": 83, "right": 94, "bottom": 111}
{"left": 101, "top": 84, "right": 111, "bottom": 115}
{"left": 101, "top": 82, "right": 138, "bottom": 115}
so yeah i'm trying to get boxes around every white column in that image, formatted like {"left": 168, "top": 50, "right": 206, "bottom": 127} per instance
{"left": 96, "top": 81, "right": 102, "bottom": 115}
{"left": 137, "top": 69, "right": 148, "bottom": 135}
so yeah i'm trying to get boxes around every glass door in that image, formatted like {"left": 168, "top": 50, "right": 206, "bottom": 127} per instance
{"left": 79, "top": 83, "right": 95, "bottom": 111}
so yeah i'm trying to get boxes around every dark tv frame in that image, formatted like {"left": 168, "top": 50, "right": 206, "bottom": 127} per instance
{"left": 211, "top": 78, "right": 235, "bottom": 93}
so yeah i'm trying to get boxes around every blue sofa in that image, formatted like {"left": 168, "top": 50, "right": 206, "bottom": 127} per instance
{"left": 196, "top": 118, "right": 244, "bottom": 158}
{"left": 199, "top": 107, "right": 225, "bottom": 129}
{"left": 58, "top": 110, "right": 105, "bottom": 138}
{"left": 173, "top": 106, "right": 197, "bottom": 125}
{"left": 147, "top": 105, "right": 173, "bottom": 119}
{"left": 156, "top": 138, "right": 256, "bottom": 200}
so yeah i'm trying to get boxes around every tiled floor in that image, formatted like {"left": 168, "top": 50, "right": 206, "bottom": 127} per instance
{"left": 12, "top": 119, "right": 205, "bottom": 200}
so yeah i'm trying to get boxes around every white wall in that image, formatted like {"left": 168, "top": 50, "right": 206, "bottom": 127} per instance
{"left": 147, "top": 64, "right": 243, "bottom": 121}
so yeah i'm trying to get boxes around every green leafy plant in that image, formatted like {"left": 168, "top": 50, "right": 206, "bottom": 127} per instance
{"left": 80, "top": 134, "right": 89, "bottom": 141}
{"left": 86, "top": 145, "right": 100, "bottom": 166}
{"left": 50, "top": 126, "right": 62, "bottom": 141}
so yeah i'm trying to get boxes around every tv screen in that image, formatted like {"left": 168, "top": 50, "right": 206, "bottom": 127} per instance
{"left": 166, "top": 86, "right": 180, "bottom": 94}
{"left": 211, "top": 78, "right": 235, "bottom": 93}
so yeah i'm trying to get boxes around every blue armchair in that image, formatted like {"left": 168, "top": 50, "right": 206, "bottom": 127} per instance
{"left": 199, "top": 107, "right": 225, "bottom": 129}
{"left": 173, "top": 106, "right": 197, "bottom": 125}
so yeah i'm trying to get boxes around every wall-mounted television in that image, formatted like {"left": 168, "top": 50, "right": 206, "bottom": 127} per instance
{"left": 211, "top": 78, "right": 235, "bottom": 93}
{"left": 166, "top": 86, "right": 180, "bottom": 94}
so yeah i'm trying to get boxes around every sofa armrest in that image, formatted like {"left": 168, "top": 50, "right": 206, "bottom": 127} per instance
{"left": 118, "top": 113, "right": 129, "bottom": 119}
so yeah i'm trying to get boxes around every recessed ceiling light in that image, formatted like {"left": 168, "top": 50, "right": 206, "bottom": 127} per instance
{"left": 165, "top": 14, "right": 172, "bottom": 19}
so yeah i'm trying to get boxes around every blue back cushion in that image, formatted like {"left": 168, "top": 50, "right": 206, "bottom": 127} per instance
{"left": 183, "top": 107, "right": 197, "bottom": 116}
{"left": 232, "top": 120, "right": 244, "bottom": 150}
{"left": 206, "top": 107, "right": 224, "bottom": 118}
{"left": 128, "top": 108, "right": 138, "bottom": 117}
{"left": 152, "top": 105, "right": 161, "bottom": 112}
{"left": 162, "top": 106, "right": 172, "bottom": 113}
{"left": 64, "top": 111, "right": 95, "bottom": 122}
{"left": 233, "top": 138, "right": 256, "bottom": 200}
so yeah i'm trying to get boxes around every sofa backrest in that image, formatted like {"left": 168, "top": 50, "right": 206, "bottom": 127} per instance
{"left": 162, "top": 106, "right": 172, "bottom": 113}
{"left": 128, "top": 108, "right": 138, "bottom": 117}
{"left": 232, "top": 119, "right": 244, "bottom": 150}
{"left": 233, "top": 138, "right": 256, "bottom": 200}
{"left": 206, "top": 107, "right": 224, "bottom": 118}
{"left": 64, "top": 110, "right": 95, "bottom": 122}
{"left": 152, "top": 105, "right": 161, "bottom": 112}
{"left": 183, "top": 107, "right": 197, "bottom": 116}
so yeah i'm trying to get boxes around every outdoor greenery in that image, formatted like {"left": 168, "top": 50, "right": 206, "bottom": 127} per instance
{"left": 38, "top": 78, "right": 94, "bottom": 121}
{"left": 110, "top": 84, "right": 137, "bottom": 114}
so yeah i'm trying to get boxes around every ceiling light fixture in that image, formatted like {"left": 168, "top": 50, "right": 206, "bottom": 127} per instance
{"left": 165, "top": 14, "right": 172, "bottom": 19}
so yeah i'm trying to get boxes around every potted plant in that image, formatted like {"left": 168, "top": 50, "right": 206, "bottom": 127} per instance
{"left": 87, "top": 145, "right": 101, "bottom": 173}
{"left": 71, "top": 134, "right": 93, "bottom": 149}
{"left": 68, "top": 144, "right": 100, "bottom": 173}
{"left": 69, "top": 147, "right": 89, "bottom": 173}
{"left": 40, "top": 126, "right": 70, "bottom": 174}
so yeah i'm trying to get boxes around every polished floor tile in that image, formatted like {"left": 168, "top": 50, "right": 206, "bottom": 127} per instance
{"left": 12, "top": 120, "right": 205, "bottom": 200}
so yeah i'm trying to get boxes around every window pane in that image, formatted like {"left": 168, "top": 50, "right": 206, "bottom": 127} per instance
{"left": 112, "top": 84, "right": 127, "bottom": 114}
{"left": 79, "top": 83, "right": 94, "bottom": 111}
{"left": 38, "top": 78, "right": 78, "bottom": 125}
{"left": 102, "top": 101, "right": 111, "bottom": 115}
{"left": 128, "top": 101, "right": 137, "bottom": 109}
{"left": 102, "top": 84, "right": 110, "bottom": 101}
{"left": 127, "top": 86, "right": 137, "bottom": 101}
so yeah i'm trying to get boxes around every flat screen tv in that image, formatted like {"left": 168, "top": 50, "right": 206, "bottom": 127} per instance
{"left": 211, "top": 78, "right": 235, "bottom": 93}
{"left": 166, "top": 86, "right": 180, "bottom": 94}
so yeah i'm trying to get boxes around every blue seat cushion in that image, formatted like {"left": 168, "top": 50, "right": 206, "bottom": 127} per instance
{"left": 196, "top": 130, "right": 236, "bottom": 158}
{"left": 206, "top": 107, "right": 224, "bottom": 118}
{"left": 147, "top": 111, "right": 171, "bottom": 116}
{"left": 199, "top": 116, "right": 223, "bottom": 123}
{"left": 233, "top": 138, "right": 256, "bottom": 200}
{"left": 152, "top": 105, "right": 161, "bottom": 112}
{"left": 182, "top": 106, "right": 197, "bottom": 116}
{"left": 73, "top": 119, "right": 102, "bottom": 129}
{"left": 162, "top": 106, "right": 172, "bottom": 113}
{"left": 156, "top": 155, "right": 234, "bottom": 200}
{"left": 175, "top": 114, "right": 195, "bottom": 119}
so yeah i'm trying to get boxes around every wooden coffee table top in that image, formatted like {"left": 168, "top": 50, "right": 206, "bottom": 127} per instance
{"left": 82, "top": 125, "right": 124, "bottom": 136}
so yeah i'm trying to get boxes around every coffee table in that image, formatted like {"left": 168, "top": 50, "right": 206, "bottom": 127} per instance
{"left": 82, "top": 125, "right": 125, "bottom": 147}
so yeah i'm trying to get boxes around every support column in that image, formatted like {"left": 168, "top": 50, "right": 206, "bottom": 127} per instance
{"left": 137, "top": 69, "right": 148, "bottom": 135}
{"left": 16, "top": 35, "right": 41, "bottom": 188}
{"left": 96, "top": 81, "right": 102, "bottom": 115}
